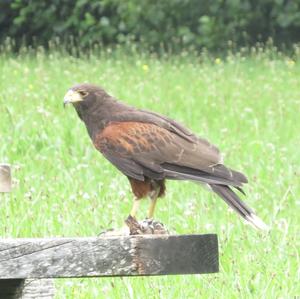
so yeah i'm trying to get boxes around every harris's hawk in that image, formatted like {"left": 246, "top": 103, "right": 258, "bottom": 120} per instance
{"left": 64, "top": 83, "right": 268, "bottom": 230}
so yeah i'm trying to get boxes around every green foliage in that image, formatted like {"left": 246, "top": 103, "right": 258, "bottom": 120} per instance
{"left": 1, "top": 0, "right": 300, "bottom": 51}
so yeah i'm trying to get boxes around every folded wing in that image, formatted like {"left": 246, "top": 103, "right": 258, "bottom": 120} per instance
{"left": 95, "top": 121, "right": 246, "bottom": 187}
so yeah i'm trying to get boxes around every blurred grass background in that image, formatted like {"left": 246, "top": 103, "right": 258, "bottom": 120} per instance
{"left": 0, "top": 45, "right": 299, "bottom": 298}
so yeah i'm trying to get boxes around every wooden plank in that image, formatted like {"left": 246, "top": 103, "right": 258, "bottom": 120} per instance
{"left": 0, "top": 164, "right": 12, "bottom": 192}
{"left": 0, "top": 235, "right": 218, "bottom": 278}
{"left": 0, "top": 279, "right": 55, "bottom": 299}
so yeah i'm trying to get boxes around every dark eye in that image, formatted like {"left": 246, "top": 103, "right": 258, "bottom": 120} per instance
{"left": 78, "top": 90, "right": 88, "bottom": 98}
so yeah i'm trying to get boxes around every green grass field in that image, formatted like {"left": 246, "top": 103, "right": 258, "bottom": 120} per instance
{"left": 0, "top": 46, "right": 299, "bottom": 298}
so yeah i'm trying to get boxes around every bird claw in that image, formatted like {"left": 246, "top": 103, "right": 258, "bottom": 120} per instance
{"left": 125, "top": 215, "right": 169, "bottom": 235}
{"left": 98, "top": 216, "right": 169, "bottom": 236}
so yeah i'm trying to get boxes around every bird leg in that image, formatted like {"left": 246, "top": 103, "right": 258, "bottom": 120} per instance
{"left": 130, "top": 198, "right": 140, "bottom": 219}
{"left": 147, "top": 187, "right": 160, "bottom": 219}
{"left": 148, "top": 196, "right": 158, "bottom": 219}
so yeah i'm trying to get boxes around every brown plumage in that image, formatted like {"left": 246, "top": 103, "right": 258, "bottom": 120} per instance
{"left": 64, "top": 83, "right": 268, "bottom": 230}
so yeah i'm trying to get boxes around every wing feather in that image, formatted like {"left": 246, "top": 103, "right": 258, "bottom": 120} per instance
{"left": 94, "top": 121, "right": 247, "bottom": 187}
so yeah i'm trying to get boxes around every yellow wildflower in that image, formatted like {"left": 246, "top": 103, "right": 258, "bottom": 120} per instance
{"left": 215, "top": 58, "right": 221, "bottom": 65}
{"left": 286, "top": 60, "right": 295, "bottom": 67}
{"left": 142, "top": 64, "right": 149, "bottom": 72}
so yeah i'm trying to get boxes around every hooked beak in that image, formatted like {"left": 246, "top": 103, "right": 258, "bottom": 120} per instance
{"left": 63, "top": 90, "right": 83, "bottom": 108}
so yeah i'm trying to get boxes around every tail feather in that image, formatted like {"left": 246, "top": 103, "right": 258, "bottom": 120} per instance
{"left": 160, "top": 162, "right": 268, "bottom": 230}
{"left": 210, "top": 184, "right": 269, "bottom": 230}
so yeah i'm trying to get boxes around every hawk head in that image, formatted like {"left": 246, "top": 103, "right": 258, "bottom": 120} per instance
{"left": 63, "top": 83, "right": 106, "bottom": 107}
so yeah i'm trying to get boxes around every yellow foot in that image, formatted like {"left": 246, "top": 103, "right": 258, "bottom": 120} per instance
{"left": 130, "top": 199, "right": 140, "bottom": 219}
{"left": 147, "top": 197, "right": 158, "bottom": 219}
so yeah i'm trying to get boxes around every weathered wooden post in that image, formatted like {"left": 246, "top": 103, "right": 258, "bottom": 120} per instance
{"left": 0, "top": 279, "right": 55, "bottom": 299}
{"left": 0, "top": 163, "right": 55, "bottom": 298}
{"left": 0, "top": 164, "right": 12, "bottom": 193}
{"left": 0, "top": 164, "right": 219, "bottom": 298}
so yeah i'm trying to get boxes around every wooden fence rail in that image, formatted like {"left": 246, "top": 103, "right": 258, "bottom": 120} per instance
{"left": 0, "top": 235, "right": 218, "bottom": 298}
{"left": 0, "top": 235, "right": 218, "bottom": 279}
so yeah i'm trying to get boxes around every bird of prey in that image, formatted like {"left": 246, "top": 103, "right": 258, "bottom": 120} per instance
{"left": 64, "top": 83, "right": 268, "bottom": 230}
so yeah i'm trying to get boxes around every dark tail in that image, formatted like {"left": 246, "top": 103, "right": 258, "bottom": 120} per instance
{"left": 210, "top": 184, "right": 269, "bottom": 230}
{"left": 161, "top": 163, "right": 268, "bottom": 230}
